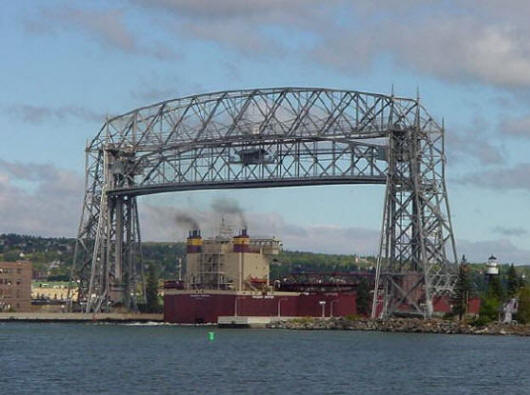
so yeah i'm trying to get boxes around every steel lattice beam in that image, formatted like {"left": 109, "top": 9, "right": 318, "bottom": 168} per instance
{"left": 69, "top": 87, "right": 457, "bottom": 316}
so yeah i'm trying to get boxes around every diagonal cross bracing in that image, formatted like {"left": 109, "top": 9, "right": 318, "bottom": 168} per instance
{"left": 70, "top": 87, "right": 457, "bottom": 316}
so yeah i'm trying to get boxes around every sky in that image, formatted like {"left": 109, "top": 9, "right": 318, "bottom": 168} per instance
{"left": 1, "top": 1, "right": 530, "bottom": 264}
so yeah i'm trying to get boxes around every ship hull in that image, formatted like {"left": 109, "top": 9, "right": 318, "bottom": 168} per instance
{"left": 164, "top": 290, "right": 357, "bottom": 324}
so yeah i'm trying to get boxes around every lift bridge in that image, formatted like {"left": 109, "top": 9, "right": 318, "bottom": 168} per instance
{"left": 69, "top": 87, "right": 457, "bottom": 317}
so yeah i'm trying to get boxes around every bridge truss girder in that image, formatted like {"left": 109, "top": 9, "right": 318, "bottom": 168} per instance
{"left": 69, "top": 87, "right": 457, "bottom": 316}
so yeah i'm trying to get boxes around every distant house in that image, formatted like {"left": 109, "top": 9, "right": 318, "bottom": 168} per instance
{"left": 0, "top": 261, "right": 33, "bottom": 312}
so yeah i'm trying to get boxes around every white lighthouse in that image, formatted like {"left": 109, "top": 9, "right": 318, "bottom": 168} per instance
{"left": 486, "top": 255, "right": 499, "bottom": 276}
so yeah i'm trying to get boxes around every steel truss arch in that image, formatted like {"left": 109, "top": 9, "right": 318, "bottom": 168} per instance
{"left": 70, "top": 87, "right": 457, "bottom": 317}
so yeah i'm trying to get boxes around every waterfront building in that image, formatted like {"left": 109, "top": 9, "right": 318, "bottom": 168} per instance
{"left": 0, "top": 261, "right": 32, "bottom": 311}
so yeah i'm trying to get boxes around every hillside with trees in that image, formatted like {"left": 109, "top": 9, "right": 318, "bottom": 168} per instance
{"left": 2, "top": 233, "right": 530, "bottom": 284}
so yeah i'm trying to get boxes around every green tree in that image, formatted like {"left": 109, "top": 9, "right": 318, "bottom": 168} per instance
{"left": 516, "top": 286, "right": 530, "bottom": 324}
{"left": 356, "top": 277, "right": 371, "bottom": 316}
{"left": 506, "top": 264, "right": 520, "bottom": 298}
{"left": 3, "top": 250, "right": 21, "bottom": 261}
{"left": 488, "top": 274, "right": 505, "bottom": 302}
{"left": 475, "top": 272, "right": 507, "bottom": 325}
{"left": 452, "top": 257, "right": 472, "bottom": 320}
{"left": 521, "top": 274, "right": 528, "bottom": 288}
{"left": 477, "top": 294, "right": 500, "bottom": 325}
{"left": 145, "top": 263, "right": 161, "bottom": 313}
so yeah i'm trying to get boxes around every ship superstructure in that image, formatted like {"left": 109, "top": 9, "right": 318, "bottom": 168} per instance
{"left": 185, "top": 228, "right": 281, "bottom": 291}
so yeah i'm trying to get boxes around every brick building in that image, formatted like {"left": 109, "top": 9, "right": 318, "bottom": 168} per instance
{"left": 0, "top": 261, "right": 32, "bottom": 311}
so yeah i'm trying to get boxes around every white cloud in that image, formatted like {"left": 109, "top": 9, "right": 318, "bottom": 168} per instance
{"left": 2, "top": 159, "right": 529, "bottom": 264}
{"left": 139, "top": 201, "right": 530, "bottom": 263}
{"left": 27, "top": 7, "right": 136, "bottom": 51}
{"left": 138, "top": 202, "right": 379, "bottom": 255}
{"left": 5, "top": 104, "right": 103, "bottom": 124}
{"left": 492, "top": 226, "right": 527, "bottom": 237}
{"left": 0, "top": 160, "right": 83, "bottom": 237}
{"left": 130, "top": 0, "right": 332, "bottom": 20}
{"left": 458, "top": 238, "right": 530, "bottom": 265}
{"left": 24, "top": 1, "right": 530, "bottom": 89}
{"left": 133, "top": 0, "right": 530, "bottom": 90}
{"left": 446, "top": 121, "right": 504, "bottom": 166}
{"left": 500, "top": 115, "right": 530, "bottom": 139}
{"left": 458, "top": 162, "right": 530, "bottom": 191}
{"left": 313, "top": 14, "right": 530, "bottom": 89}
{"left": 26, "top": 6, "right": 180, "bottom": 60}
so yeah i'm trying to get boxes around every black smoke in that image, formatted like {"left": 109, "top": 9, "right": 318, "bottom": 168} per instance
{"left": 175, "top": 212, "right": 199, "bottom": 230}
{"left": 211, "top": 198, "right": 247, "bottom": 228}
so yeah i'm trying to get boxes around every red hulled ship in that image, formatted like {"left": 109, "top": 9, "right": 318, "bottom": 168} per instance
{"left": 164, "top": 227, "right": 357, "bottom": 323}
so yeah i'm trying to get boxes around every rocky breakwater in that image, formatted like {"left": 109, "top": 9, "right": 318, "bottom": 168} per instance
{"left": 267, "top": 317, "right": 530, "bottom": 336}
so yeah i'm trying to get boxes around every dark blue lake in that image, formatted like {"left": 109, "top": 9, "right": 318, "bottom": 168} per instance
{"left": 1, "top": 323, "right": 529, "bottom": 394}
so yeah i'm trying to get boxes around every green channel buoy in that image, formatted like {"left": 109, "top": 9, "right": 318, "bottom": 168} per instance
{"left": 208, "top": 331, "right": 215, "bottom": 341}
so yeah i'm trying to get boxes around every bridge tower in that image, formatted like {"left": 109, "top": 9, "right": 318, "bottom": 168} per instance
{"left": 371, "top": 112, "right": 457, "bottom": 318}
{"left": 68, "top": 88, "right": 457, "bottom": 315}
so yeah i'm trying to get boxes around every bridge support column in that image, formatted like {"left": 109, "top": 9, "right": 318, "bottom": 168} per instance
{"left": 373, "top": 115, "right": 457, "bottom": 318}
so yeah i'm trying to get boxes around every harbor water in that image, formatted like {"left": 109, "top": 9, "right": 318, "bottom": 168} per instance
{"left": 1, "top": 323, "right": 529, "bottom": 394}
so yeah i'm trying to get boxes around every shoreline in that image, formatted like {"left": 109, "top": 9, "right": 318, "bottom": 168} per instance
{"left": 0, "top": 312, "right": 163, "bottom": 323}
{"left": 266, "top": 317, "right": 530, "bottom": 336}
